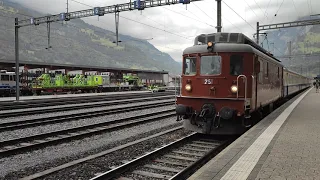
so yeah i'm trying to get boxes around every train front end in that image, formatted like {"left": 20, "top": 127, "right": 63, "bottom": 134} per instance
{"left": 176, "top": 33, "right": 256, "bottom": 135}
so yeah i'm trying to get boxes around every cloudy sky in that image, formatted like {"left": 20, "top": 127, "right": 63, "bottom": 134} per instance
{"left": 11, "top": 0, "right": 320, "bottom": 62}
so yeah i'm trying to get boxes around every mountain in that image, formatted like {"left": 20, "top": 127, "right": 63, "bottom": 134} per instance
{"left": 260, "top": 16, "right": 320, "bottom": 77}
{"left": 0, "top": 0, "right": 182, "bottom": 75}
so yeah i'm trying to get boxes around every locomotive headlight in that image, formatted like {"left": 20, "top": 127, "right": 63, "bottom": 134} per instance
{"left": 185, "top": 84, "right": 192, "bottom": 92}
{"left": 230, "top": 85, "right": 238, "bottom": 93}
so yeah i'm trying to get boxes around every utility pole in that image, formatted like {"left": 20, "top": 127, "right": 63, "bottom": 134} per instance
{"left": 216, "top": 0, "right": 222, "bottom": 32}
{"left": 15, "top": 18, "right": 20, "bottom": 101}
{"left": 115, "top": 5, "right": 120, "bottom": 46}
{"left": 256, "top": 22, "right": 259, "bottom": 44}
{"left": 67, "top": 0, "right": 69, "bottom": 14}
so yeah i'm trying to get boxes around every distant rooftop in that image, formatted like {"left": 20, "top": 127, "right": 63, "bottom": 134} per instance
{"left": 0, "top": 59, "right": 169, "bottom": 74}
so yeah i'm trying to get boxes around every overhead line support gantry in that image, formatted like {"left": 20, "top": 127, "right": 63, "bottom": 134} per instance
{"left": 13, "top": 0, "right": 201, "bottom": 101}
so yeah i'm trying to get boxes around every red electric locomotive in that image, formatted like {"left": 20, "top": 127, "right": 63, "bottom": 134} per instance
{"left": 176, "top": 32, "right": 284, "bottom": 135}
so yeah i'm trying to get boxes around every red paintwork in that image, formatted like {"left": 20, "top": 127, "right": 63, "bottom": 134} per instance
{"left": 177, "top": 51, "right": 283, "bottom": 116}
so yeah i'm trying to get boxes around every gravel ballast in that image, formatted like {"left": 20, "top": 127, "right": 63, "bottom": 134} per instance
{"left": 0, "top": 105, "right": 175, "bottom": 141}
{"left": 0, "top": 97, "right": 174, "bottom": 123}
{"left": 31, "top": 127, "right": 192, "bottom": 180}
{"left": 1, "top": 117, "right": 186, "bottom": 179}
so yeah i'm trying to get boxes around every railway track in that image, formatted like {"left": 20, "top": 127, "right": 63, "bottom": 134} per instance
{"left": 90, "top": 133, "right": 230, "bottom": 180}
{"left": 0, "top": 109, "right": 176, "bottom": 157}
{"left": 0, "top": 95, "right": 175, "bottom": 118}
{"left": 0, "top": 100, "right": 174, "bottom": 131}
{"left": 19, "top": 126, "right": 186, "bottom": 180}
{"left": 0, "top": 91, "right": 174, "bottom": 111}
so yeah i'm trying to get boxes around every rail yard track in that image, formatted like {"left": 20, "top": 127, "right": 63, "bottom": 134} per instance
{"left": 0, "top": 95, "right": 175, "bottom": 118}
{"left": 90, "top": 133, "right": 230, "bottom": 180}
{"left": 0, "top": 109, "right": 176, "bottom": 157}
{"left": 18, "top": 126, "right": 186, "bottom": 180}
{"left": 0, "top": 100, "right": 174, "bottom": 131}
{"left": 0, "top": 91, "right": 174, "bottom": 111}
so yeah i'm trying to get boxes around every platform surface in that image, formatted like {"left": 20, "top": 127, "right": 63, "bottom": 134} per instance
{"left": 0, "top": 90, "right": 150, "bottom": 102}
{"left": 188, "top": 87, "right": 318, "bottom": 180}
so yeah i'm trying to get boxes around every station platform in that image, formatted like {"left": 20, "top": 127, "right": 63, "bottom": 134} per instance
{"left": 188, "top": 87, "right": 318, "bottom": 180}
{"left": 0, "top": 90, "right": 150, "bottom": 102}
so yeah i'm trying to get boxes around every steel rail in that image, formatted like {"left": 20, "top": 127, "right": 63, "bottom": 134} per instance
{"left": 20, "top": 126, "right": 184, "bottom": 180}
{"left": 0, "top": 101, "right": 174, "bottom": 131}
{"left": 0, "top": 109, "right": 175, "bottom": 157}
{"left": 0, "top": 95, "right": 174, "bottom": 118}
{"left": 0, "top": 91, "right": 174, "bottom": 110}
{"left": 90, "top": 134, "right": 230, "bottom": 180}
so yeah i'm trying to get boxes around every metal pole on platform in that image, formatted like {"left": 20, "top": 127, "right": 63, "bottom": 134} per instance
{"left": 15, "top": 17, "right": 20, "bottom": 101}
{"left": 216, "top": 0, "right": 222, "bottom": 32}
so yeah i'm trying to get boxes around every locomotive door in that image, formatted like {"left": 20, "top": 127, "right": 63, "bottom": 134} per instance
{"left": 252, "top": 57, "right": 260, "bottom": 110}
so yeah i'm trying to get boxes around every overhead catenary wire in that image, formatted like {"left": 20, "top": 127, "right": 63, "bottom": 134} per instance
{"left": 242, "top": 0, "right": 259, "bottom": 19}
{"left": 69, "top": 0, "right": 192, "bottom": 40}
{"left": 270, "top": 0, "right": 285, "bottom": 23}
{"left": 1, "top": 15, "right": 182, "bottom": 53}
{"left": 75, "top": 0, "right": 215, "bottom": 28}
{"left": 222, "top": 0, "right": 255, "bottom": 30}
{"left": 291, "top": 0, "right": 299, "bottom": 17}
{"left": 202, "top": 0, "right": 242, "bottom": 32}
{"left": 162, "top": 7, "right": 215, "bottom": 27}
{"left": 252, "top": 0, "right": 265, "bottom": 15}
{"left": 192, "top": 2, "right": 216, "bottom": 23}
{"left": 263, "top": 0, "right": 272, "bottom": 22}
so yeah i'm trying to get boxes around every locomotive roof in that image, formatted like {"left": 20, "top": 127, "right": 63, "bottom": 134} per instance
{"left": 183, "top": 43, "right": 282, "bottom": 65}
{"left": 184, "top": 32, "right": 281, "bottom": 64}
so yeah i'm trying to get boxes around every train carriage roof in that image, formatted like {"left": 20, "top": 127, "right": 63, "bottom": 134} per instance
{"left": 183, "top": 32, "right": 282, "bottom": 65}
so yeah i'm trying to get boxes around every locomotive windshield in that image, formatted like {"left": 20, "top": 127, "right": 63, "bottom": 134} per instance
{"left": 183, "top": 57, "right": 197, "bottom": 75}
{"left": 200, "top": 56, "right": 221, "bottom": 75}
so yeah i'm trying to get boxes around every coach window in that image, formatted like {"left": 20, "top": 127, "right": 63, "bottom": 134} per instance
{"left": 200, "top": 55, "right": 221, "bottom": 75}
{"left": 230, "top": 55, "right": 243, "bottom": 76}
{"left": 2, "top": 75, "right": 9, "bottom": 81}
{"left": 183, "top": 57, "right": 197, "bottom": 75}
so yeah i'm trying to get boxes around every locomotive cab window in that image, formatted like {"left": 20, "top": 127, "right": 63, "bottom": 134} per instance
{"left": 183, "top": 57, "right": 197, "bottom": 75}
{"left": 200, "top": 56, "right": 221, "bottom": 75}
{"left": 230, "top": 55, "right": 243, "bottom": 76}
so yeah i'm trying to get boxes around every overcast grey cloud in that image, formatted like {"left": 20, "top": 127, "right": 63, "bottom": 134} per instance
{"left": 10, "top": 0, "right": 320, "bottom": 62}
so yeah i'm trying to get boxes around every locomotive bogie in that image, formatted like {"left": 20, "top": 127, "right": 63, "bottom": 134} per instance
{"left": 176, "top": 96, "right": 248, "bottom": 134}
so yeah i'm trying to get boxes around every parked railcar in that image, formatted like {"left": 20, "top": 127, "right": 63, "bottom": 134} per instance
{"left": 0, "top": 71, "right": 20, "bottom": 96}
{"left": 175, "top": 32, "right": 311, "bottom": 135}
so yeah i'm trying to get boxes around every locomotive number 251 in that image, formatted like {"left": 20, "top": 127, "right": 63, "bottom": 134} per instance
{"left": 204, "top": 79, "right": 213, "bottom": 84}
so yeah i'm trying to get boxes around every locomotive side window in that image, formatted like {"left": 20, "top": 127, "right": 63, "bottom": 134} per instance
{"left": 230, "top": 55, "right": 243, "bottom": 76}
{"left": 200, "top": 56, "right": 221, "bottom": 75}
{"left": 264, "top": 62, "right": 269, "bottom": 77}
{"left": 183, "top": 57, "right": 197, "bottom": 75}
